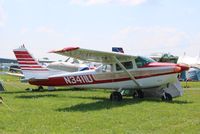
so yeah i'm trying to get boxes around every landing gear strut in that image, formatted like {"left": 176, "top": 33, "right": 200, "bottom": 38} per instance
{"left": 133, "top": 90, "right": 144, "bottom": 99}
{"left": 110, "top": 91, "right": 122, "bottom": 101}
{"left": 0, "top": 96, "right": 3, "bottom": 104}
{"left": 161, "top": 92, "right": 172, "bottom": 101}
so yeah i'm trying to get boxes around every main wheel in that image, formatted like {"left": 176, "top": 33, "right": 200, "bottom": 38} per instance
{"left": 38, "top": 86, "right": 44, "bottom": 91}
{"left": 133, "top": 90, "right": 144, "bottom": 99}
{"left": 161, "top": 92, "right": 172, "bottom": 101}
{"left": 110, "top": 91, "right": 122, "bottom": 101}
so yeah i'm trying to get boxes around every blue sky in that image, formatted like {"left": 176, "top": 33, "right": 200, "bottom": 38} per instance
{"left": 0, "top": 0, "right": 200, "bottom": 60}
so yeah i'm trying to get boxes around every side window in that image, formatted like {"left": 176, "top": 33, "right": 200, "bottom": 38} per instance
{"left": 116, "top": 61, "right": 133, "bottom": 71}
{"left": 102, "top": 64, "right": 112, "bottom": 72}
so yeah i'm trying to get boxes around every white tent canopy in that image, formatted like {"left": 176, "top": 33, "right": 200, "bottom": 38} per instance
{"left": 177, "top": 54, "right": 200, "bottom": 69}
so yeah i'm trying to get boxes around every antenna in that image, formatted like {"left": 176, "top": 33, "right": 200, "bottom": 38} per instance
{"left": 20, "top": 44, "right": 25, "bottom": 48}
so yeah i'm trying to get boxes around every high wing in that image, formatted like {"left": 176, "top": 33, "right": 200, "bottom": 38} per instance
{"left": 50, "top": 47, "right": 136, "bottom": 64}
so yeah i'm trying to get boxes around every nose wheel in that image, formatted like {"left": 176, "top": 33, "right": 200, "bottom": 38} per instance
{"left": 161, "top": 92, "right": 172, "bottom": 101}
{"left": 110, "top": 91, "right": 122, "bottom": 101}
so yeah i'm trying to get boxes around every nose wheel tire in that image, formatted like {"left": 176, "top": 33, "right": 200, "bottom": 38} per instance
{"left": 161, "top": 92, "right": 172, "bottom": 101}
{"left": 110, "top": 91, "right": 122, "bottom": 101}
{"left": 133, "top": 90, "right": 144, "bottom": 99}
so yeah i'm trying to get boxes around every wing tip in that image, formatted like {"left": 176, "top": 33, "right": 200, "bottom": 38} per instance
{"left": 49, "top": 47, "right": 80, "bottom": 53}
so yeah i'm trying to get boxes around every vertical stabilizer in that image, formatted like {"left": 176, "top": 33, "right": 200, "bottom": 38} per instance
{"left": 13, "top": 45, "right": 52, "bottom": 79}
{"left": 13, "top": 45, "right": 48, "bottom": 71}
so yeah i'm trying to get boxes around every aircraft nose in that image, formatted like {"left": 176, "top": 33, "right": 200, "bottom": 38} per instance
{"left": 177, "top": 64, "right": 190, "bottom": 72}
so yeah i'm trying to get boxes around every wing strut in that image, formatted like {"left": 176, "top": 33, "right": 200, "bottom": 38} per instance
{"left": 113, "top": 56, "right": 141, "bottom": 89}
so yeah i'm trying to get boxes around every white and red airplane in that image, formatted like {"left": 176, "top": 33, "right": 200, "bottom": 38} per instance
{"left": 13, "top": 46, "right": 189, "bottom": 101}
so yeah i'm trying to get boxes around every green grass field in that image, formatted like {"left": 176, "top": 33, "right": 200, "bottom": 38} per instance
{"left": 0, "top": 74, "right": 200, "bottom": 134}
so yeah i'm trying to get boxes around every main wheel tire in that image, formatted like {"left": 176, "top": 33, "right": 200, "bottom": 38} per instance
{"left": 161, "top": 95, "right": 165, "bottom": 101}
{"left": 165, "top": 93, "right": 172, "bottom": 101}
{"left": 38, "top": 86, "right": 44, "bottom": 91}
{"left": 133, "top": 90, "right": 144, "bottom": 99}
{"left": 110, "top": 92, "right": 122, "bottom": 101}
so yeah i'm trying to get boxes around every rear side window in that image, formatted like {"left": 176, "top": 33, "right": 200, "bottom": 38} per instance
{"left": 116, "top": 61, "right": 133, "bottom": 71}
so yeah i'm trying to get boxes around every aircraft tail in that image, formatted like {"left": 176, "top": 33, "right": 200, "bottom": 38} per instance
{"left": 13, "top": 45, "right": 52, "bottom": 80}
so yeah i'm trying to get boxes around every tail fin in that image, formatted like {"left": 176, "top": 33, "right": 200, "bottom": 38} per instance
{"left": 13, "top": 45, "right": 48, "bottom": 71}
{"left": 13, "top": 45, "right": 50, "bottom": 79}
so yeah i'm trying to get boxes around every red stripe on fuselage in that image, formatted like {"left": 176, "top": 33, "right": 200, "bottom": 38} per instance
{"left": 29, "top": 71, "right": 177, "bottom": 86}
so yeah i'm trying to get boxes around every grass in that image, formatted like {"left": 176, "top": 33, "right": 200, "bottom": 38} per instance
{"left": 0, "top": 74, "right": 200, "bottom": 134}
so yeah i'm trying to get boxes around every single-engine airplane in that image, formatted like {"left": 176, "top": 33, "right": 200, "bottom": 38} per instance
{"left": 13, "top": 46, "right": 189, "bottom": 101}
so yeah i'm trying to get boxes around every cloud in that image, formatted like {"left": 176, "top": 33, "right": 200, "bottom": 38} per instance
{"left": 20, "top": 27, "right": 30, "bottom": 34}
{"left": 184, "top": 33, "right": 200, "bottom": 56}
{"left": 119, "top": 0, "right": 147, "bottom": 6}
{"left": 36, "top": 26, "right": 55, "bottom": 34}
{"left": 70, "top": 0, "right": 147, "bottom": 6}
{"left": 0, "top": 1, "right": 6, "bottom": 27}
{"left": 112, "top": 26, "right": 189, "bottom": 56}
{"left": 35, "top": 26, "right": 66, "bottom": 39}
{"left": 113, "top": 26, "right": 187, "bottom": 47}
{"left": 70, "top": 0, "right": 111, "bottom": 6}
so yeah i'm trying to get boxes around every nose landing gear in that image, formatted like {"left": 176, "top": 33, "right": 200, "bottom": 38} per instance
{"left": 161, "top": 92, "right": 172, "bottom": 101}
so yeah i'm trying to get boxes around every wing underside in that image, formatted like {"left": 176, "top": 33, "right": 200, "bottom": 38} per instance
{"left": 50, "top": 47, "right": 136, "bottom": 64}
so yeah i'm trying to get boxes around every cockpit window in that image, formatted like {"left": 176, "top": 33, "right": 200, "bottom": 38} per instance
{"left": 116, "top": 61, "right": 133, "bottom": 71}
{"left": 135, "top": 56, "right": 155, "bottom": 68}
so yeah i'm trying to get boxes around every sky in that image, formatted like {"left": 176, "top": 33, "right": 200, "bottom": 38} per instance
{"left": 0, "top": 0, "right": 200, "bottom": 61}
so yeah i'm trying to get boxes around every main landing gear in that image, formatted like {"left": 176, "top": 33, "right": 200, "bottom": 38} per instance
{"left": 110, "top": 89, "right": 173, "bottom": 101}
{"left": 133, "top": 90, "right": 144, "bottom": 99}
{"left": 110, "top": 89, "right": 145, "bottom": 101}
{"left": 110, "top": 91, "right": 122, "bottom": 101}
{"left": 38, "top": 86, "right": 44, "bottom": 91}
{"left": 25, "top": 86, "right": 44, "bottom": 92}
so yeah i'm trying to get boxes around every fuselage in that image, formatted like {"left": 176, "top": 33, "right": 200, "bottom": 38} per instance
{"left": 29, "top": 62, "right": 189, "bottom": 89}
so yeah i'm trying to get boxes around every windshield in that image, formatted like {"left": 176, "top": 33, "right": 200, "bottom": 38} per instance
{"left": 135, "top": 56, "right": 155, "bottom": 68}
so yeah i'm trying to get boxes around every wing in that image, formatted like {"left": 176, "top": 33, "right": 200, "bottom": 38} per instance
{"left": 50, "top": 47, "right": 136, "bottom": 63}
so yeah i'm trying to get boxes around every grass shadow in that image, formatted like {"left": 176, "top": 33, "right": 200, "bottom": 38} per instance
{"left": 16, "top": 94, "right": 59, "bottom": 99}
{"left": 2, "top": 91, "right": 29, "bottom": 94}
{"left": 27, "top": 87, "right": 94, "bottom": 93}
{"left": 56, "top": 96, "right": 193, "bottom": 112}
{"left": 1, "top": 87, "right": 94, "bottom": 94}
